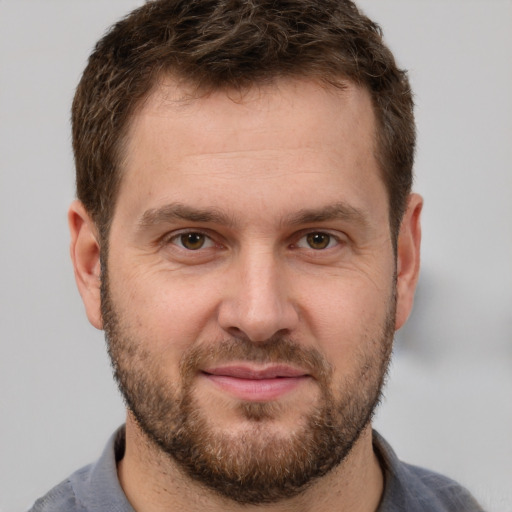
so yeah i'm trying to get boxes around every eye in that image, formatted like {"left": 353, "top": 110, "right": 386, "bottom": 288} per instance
{"left": 171, "top": 232, "right": 214, "bottom": 250}
{"left": 296, "top": 232, "right": 339, "bottom": 250}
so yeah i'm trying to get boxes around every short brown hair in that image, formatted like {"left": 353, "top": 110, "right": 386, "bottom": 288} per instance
{"left": 72, "top": 0, "right": 415, "bottom": 241}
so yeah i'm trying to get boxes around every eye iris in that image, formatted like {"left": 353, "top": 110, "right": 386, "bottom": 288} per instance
{"left": 181, "top": 233, "right": 205, "bottom": 250}
{"left": 307, "top": 233, "right": 330, "bottom": 250}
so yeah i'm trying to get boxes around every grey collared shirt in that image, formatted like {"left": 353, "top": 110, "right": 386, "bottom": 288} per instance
{"left": 28, "top": 427, "right": 484, "bottom": 511}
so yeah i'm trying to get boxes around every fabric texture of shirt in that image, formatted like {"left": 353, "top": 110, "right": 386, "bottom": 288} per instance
{"left": 28, "top": 427, "right": 484, "bottom": 512}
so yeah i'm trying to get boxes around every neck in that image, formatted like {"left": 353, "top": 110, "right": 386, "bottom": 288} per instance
{"left": 117, "top": 415, "right": 384, "bottom": 512}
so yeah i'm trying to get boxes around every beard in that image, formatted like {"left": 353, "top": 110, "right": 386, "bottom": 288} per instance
{"left": 101, "top": 268, "right": 395, "bottom": 505}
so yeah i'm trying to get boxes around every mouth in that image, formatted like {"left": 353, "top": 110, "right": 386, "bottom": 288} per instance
{"left": 201, "top": 364, "right": 311, "bottom": 401}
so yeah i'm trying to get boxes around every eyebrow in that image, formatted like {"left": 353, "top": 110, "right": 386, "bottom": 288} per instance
{"left": 137, "top": 201, "right": 370, "bottom": 230}
{"left": 284, "top": 202, "right": 370, "bottom": 228}
{"left": 138, "top": 203, "right": 234, "bottom": 228}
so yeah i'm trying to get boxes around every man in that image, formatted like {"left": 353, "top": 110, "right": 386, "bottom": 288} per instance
{"left": 29, "top": 1, "right": 484, "bottom": 511}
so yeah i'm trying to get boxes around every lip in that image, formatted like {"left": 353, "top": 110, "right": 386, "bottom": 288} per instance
{"left": 201, "top": 364, "right": 310, "bottom": 401}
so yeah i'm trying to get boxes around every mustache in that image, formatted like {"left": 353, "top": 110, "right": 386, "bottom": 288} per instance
{"left": 179, "top": 336, "right": 333, "bottom": 385}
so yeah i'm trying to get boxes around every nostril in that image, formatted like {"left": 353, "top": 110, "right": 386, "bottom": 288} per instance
{"left": 225, "top": 326, "right": 245, "bottom": 338}
{"left": 223, "top": 326, "right": 292, "bottom": 345}
{"left": 217, "top": 285, "right": 300, "bottom": 343}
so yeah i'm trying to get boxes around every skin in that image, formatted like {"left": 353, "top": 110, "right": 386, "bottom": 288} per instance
{"left": 69, "top": 78, "right": 422, "bottom": 512}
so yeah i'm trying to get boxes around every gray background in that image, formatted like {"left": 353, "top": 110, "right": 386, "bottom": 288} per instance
{"left": 1, "top": 1, "right": 511, "bottom": 511}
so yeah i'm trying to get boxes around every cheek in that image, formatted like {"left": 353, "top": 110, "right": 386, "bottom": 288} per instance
{"left": 110, "top": 265, "right": 222, "bottom": 356}
{"left": 298, "top": 275, "right": 393, "bottom": 365}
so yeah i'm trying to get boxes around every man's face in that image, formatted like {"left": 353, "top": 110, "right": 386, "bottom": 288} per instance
{"left": 99, "top": 79, "right": 400, "bottom": 503}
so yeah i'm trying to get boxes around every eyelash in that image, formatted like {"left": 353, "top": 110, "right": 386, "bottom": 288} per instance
{"left": 165, "top": 230, "right": 217, "bottom": 251}
{"left": 293, "top": 231, "right": 341, "bottom": 251}
{"left": 163, "top": 230, "right": 343, "bottom": 252}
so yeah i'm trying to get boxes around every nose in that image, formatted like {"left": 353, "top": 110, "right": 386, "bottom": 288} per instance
{"left": 217, "top": 248, "right": 299, "bottom": 342}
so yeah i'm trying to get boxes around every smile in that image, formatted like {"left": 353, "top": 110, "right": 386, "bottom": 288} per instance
{"left": 201, "top": 365, "right": 311, "bottom": 401}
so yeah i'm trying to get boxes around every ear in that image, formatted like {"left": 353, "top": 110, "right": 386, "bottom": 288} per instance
{"left": 395, "top": 193, "right": 423, "bottom": 331}
{"left": 68, "top": 200, "right": 103, "bottom": 330}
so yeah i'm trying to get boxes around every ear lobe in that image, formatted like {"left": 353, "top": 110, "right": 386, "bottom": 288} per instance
{"left": 68, "top": 200, "right": 103, "bottom": 330}
{"left": 395, "top": 193, "right": 423, "bottom": 331}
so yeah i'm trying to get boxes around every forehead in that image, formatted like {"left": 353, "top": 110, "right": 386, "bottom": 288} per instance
{"left": 115, "top": 77, "right": 384, "bottom": 226}
{"left": 123, "top": 76, "right": 378, "bottom": 171}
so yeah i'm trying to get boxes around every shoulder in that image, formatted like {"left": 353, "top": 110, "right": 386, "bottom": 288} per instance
{"left": 374, "top": 431, "right": 485, "bottom": 512}
{"left": 27, "top": 427, "right": 132, "bottom": 512}
{"left": 27, "top": 465, "right": 91, "bottom": 512}
{"left": 397, "top": 462, "right": 485, "bottom": 511}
